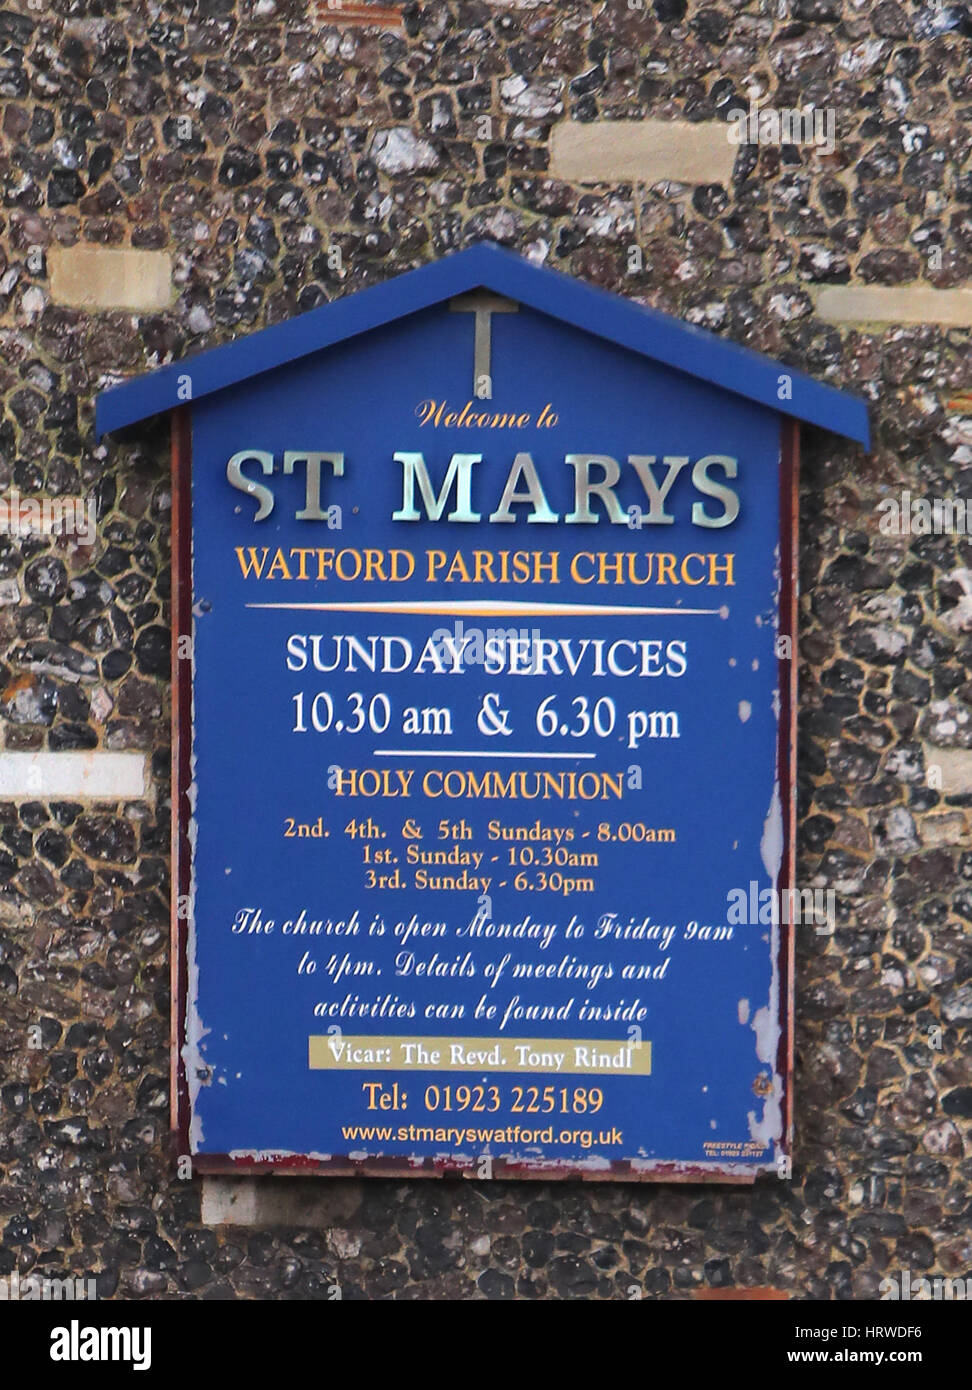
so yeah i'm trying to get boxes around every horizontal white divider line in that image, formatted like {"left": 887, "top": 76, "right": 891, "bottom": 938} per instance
{"left": 0, "top": 751, "right": 148, "bottom": 799}
{"left": 247, "top": 600, "right": 722, "bottom": 616}
{"left": 372, "top": 750, "right": 597, "bottom": 760}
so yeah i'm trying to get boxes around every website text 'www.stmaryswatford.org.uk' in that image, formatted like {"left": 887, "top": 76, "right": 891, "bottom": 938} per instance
{"left": 342, "top": 1123, "right": 623, "bottom": 1148}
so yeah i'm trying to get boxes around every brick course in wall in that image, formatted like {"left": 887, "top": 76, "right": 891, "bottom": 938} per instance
{"left": 0, "top": 0, "right": 969, "bottom": 1301}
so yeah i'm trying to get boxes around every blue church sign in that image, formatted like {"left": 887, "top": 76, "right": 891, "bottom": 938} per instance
{"left": 99, "top": 244, "right": 868, "bottom": 1181}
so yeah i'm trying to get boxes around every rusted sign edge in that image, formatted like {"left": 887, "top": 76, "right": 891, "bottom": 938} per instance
{"left": 777, "top": 417, "right": 799, "bottom": 1166}
{"left": 187, "top": 1154, "right": 764, "bottom": 1184}
{"left": 171, "top": 405, "right": 194, "bottom": 1169}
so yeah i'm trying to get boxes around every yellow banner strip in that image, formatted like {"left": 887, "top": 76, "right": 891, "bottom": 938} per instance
{"left": 308, "top": 1035, "right": 651, "bottom": 1075}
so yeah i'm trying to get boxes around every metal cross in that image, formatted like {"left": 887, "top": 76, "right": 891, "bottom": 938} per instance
{"left": 449, "top": 292, "right": 518, "bottom": 399}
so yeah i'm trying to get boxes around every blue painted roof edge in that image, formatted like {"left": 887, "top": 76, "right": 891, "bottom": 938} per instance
{"left": 95, "top": 242, "right": 870, "bottom": 447}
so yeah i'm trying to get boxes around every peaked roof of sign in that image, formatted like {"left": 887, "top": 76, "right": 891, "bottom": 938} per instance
{"left": 95, "top": 241, "right": 869, "bottom": 446}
